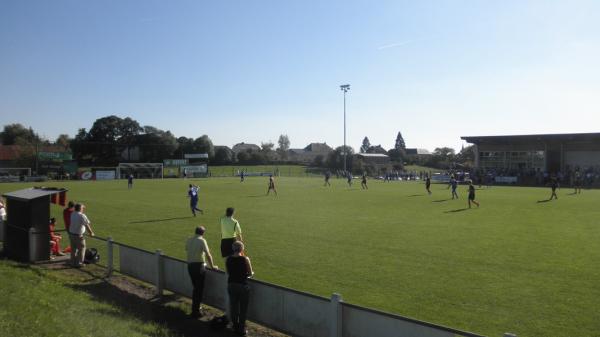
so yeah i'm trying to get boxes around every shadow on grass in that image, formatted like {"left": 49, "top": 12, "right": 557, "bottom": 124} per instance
{"left": 407, "top": 194, "right": 425, "bottom": 197}
{"left": 67, "top": 276, "right": 224, "bottom": 337}
{"left": 129, "top": 217, "right": 192, "bottom": 224}
{"left": 536, "top": 199, "right": 552, "bottom": 203}
{"left": 432, "top": 199, "right": 451, "bottom": 203}
{"left": 444, "top": 208, "right": 469, "bottom": 213}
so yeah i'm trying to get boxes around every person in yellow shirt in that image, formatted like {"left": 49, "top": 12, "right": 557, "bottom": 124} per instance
{"left": 185, "top": 226, "right": 217, "bottom": 318}
{"left": 220, "top": 207, "right": 243, "bottom": 258}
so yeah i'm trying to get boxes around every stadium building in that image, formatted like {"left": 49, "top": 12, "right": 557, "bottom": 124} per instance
{"left": 461, "top": 133, "right": 600, "bottom": 173}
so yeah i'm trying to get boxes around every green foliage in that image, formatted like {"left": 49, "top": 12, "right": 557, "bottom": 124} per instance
{"left": 360, "top": 137, "right": 371, "bottom": 153}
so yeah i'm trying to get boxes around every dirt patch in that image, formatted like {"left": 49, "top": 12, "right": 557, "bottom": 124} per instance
{"left": 41, "top": 262, "right": 289, "bottom": 337}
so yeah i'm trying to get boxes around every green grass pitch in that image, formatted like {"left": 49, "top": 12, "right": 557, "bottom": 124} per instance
{"left": 1, "top": 177, "right": 599, "bottom": 337}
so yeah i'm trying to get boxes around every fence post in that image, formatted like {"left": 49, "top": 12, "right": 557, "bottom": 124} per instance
{"left": 106, "top": 237, "right": 113, "bottom": 277}
{"left": 330, "top": 293, "right": 343, "bottom": 337}
{"left": 155, "top": 249, "right": 164, "bottom": 297}
{"left": 28, "top": 228, "right": 36, "bottom": 262}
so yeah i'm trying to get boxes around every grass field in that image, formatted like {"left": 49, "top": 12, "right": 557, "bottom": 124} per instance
{"left": 0, "top": 260, "right": 176, "bottom": 337}
{"left": 1, "top": 177, "right": 599, "bottom": 337}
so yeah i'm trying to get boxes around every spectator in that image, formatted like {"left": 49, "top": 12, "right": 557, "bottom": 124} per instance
{"left": 0, "top": 198, "right": 6, "bottom": 221}
{"left": 62, "top": 201, "right": 75, "bottom": 253}
{"left": 63, "top": 201, "right": 75, "bottom": 232}
{"left": 69, "top": 203, "right": 95, "bottom": 268}
{"left": 226, "top": 241, "right": 253, "bottom": 336}
{"left": 49, "top": 217, "right": 65, "bottom": 256}
{"left": 185, "top": 226, "right": 217, "bottom": 319}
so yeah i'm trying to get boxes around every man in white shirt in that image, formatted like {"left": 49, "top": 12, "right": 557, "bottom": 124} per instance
{"left": 69, "top": 203, "right": 95, "bottom": 267}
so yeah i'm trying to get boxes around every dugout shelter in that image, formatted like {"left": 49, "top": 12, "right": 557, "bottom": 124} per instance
{"left": 462, "top": 132, "right": 600, "bottom": 173}
{"left": 2, "top": 187, "right": 67, "bottom": 262}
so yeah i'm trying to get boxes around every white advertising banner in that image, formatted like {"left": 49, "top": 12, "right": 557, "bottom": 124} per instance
{"left": 96, "top": 170, "right": 116, "bottom": 180}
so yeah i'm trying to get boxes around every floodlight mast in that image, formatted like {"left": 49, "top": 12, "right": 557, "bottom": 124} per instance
{"left": 340, "top": 84, "right": 350, "bottom": 173}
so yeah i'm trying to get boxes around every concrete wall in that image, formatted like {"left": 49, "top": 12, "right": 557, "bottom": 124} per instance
{"left": 342, "top": 303, "right": 460, "bottom": 337}
{"left": 112, "top": 243, "right": 487, "bottom": 337}
{"left": 119, "top": 245, "right": 157, "bottom": 284}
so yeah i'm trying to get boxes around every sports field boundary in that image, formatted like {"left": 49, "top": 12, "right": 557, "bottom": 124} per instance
{"left": 0, "top": 223, "right": 519, "bottom": 337}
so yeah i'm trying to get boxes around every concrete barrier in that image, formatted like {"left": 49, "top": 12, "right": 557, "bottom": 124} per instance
{"left": 110, "top": 241, "right": 490, "bottom": 337}
{"left": 119, "top": 245, "right": 156, "bottom": 284}
{"left": 341, "top": 302, "right": 483, "bottom": 337}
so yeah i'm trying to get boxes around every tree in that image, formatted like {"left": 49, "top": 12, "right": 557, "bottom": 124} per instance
{"left": 55, "top": 134, "right": 71, "bottom": 149}
{"left": 135, "top": 126, "right": 178, "bottom": 162}
{"left": 0, "top": 123, "right": 40, "bottom": 145}
{"left": 193, "top": 135, "right": 215, "bottom": 159}
{"left": 213, "top": 146, "right": 234, "bottom": 165}
{"left": 394, "top": 131, "right": 406, "bottom": 150}
{"left": 277, "top": 134, "right": 290, "bottom": 160}
{"left": 360, "top": 137, "right": 371, "bottom": 153}
{"left": 261, "top": 142, "right": 275, "bottom": 161}
{"left": 326, "top": 145, "right": 355, "bottom": 170}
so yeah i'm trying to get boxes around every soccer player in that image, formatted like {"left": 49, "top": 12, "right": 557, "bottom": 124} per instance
{"left": 188, "top": 184, "right": 204, "bottom": 216}
{"left": 267, "top": 175, "right": 277, "bottom": 195}
{"left": 574, "top": 170, "right": 582, "bottom": 194}
{"left": 346, "top": 171, "right": 353, "bottom": 187}
{"left": 127, "top": 174, "right": 134, "bottom": 189}
{"left": 549, "top": 176, "right": 559, "bottom": 200}
{"left": 425, "top": 175, "right": 432, "bottom": 195}
{"left": 361, "top": 173, "right": 368, "bottom": 190}
{"left": 324, "top": 171, "right": 331, "bottom": 186}
{"left": 450, "top": 177, "right": 459, "bottom": 199}
{"left": 240, "top": 170, "right": 245, "bottom": 182}
{"left": 467, "top": 180, "right": 479, "bottom": 208}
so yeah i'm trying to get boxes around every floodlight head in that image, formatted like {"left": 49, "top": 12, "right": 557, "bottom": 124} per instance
{"left": 340, "top": 84, "right": 350, "bottom": 92}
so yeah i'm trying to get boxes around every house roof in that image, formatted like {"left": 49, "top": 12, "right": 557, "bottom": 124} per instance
{"left": 461, "top": 132, "right": 600, "bottom": 144}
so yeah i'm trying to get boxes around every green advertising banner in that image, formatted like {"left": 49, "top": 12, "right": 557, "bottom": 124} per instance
{"left": 164, "top": 159, "right": 188, "bottom": 166}
{"left": 38, "top": 151, "right": 73, "bottom": 161}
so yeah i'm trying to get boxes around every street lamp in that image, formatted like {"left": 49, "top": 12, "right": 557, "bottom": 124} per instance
{"left": 340, "top": 84, "right": 350, "bottom": 173}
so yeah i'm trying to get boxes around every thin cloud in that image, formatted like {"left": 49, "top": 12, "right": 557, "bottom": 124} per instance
{"left": 377, "top": 40, "right": 412, "bottom": 50}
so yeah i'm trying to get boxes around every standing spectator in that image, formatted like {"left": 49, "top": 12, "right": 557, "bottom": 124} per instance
{"left": 226, "top": 241, "right": 254, "bottom": 336}
{"left": 69, "top": 204, "right": 95, "bottom": 267}
{"left": 0, "top": 198, "right": 7, "bottom": 233}
{"left": 219, "top": 207, "right": 243, "bottom": 323}
{"left": 185, "top": 226, "right": 217, "bottom": 318}
{"left": 128, "top": 174, "right": 134, "bottom": 189}
{"left": 63, "top": 201, "right": 75, "bottom": 232}
{"left": 62, "top": 201, "right": 75, "bottom": 253}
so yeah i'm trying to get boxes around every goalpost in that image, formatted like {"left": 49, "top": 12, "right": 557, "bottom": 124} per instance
{"left": 117, "top": 163, "right": 164, "bottom": 179}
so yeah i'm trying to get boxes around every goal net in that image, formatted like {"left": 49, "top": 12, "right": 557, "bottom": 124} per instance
{"left": 117, "top": 163, "right": 163, "bottom": 179}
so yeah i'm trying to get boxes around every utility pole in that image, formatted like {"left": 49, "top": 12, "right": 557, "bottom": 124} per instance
{"left": 340, "top": 84, "right": 350, "bottom": 173}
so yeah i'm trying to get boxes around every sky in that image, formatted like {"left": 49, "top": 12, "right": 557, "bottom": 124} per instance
{"left": 1, "top": 0, "right": 600, "bottom": 152}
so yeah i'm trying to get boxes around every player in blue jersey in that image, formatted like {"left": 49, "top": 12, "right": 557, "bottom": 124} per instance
{"left": 188, "top": 184, "right": 203, "bottom": 216}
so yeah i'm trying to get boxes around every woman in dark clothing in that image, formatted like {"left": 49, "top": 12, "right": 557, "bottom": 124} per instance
{"left": 226, "top": 241, "right": 254, "bottom": 336}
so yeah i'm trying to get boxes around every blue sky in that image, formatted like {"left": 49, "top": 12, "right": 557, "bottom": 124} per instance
{"left": 1, "top": 0, "right": 599, "bottom": 151}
